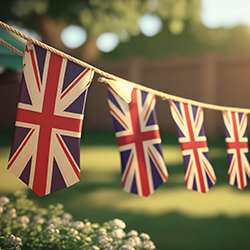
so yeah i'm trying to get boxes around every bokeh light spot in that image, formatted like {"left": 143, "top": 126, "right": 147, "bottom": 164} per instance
{"left": 139, "top": 14, "right": 163, "bottom": 37}
{"left": 96, "top": 33, "right": 119, "bottom": 53}
{"left": 61, "top": 25, "right": 87, "bottom": 49}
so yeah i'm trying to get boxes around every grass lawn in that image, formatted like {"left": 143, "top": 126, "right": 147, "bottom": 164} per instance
{"left": 1, "top": 129, "right": 250, "bottom": 250}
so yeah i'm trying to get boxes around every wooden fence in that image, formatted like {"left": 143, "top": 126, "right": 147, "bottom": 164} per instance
{"left": 1, "top": 52, "right": 250, "bottom": 137}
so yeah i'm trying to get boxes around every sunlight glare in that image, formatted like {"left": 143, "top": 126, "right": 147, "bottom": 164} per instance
{"left": 61, "top": 25, "right": 87, "bottom": 49}
{"left": 82, "top": 187, "right": 250, "bottom": 218}
{"left": 96, "top": 33, "right": 119, "bottom": 53}
{"left": 201, "top": 0, "right": 250, "bottom": 28}
{"left": 139, "top": 14, "right": 163, "bottom": 37}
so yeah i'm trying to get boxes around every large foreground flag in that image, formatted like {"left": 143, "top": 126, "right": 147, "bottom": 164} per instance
{"left": 170, "top": 101, "right": 216, "bottom": 193}
{"left": 108, "top": 87, "right": 168, "bottom": 197}
{"left": 222, "top": 111, "right": 250, "bottom": 189}
{"left": 7, "top": 43, "right": 94, "bottom": 197}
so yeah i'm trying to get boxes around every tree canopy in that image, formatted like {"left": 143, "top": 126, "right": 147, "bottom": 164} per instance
{"left": 2, "top": 0, "right": 201, "bottom": 34}
{"left": 0, "top": 0, "right": 201, "bottom": 61}
{"left": 1, "top": 0, "right": 250, "bottom": 62}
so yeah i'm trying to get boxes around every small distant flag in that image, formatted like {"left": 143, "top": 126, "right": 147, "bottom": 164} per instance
{"left": 7, "top": 43, "right": 94, "bottom": 197}
{"left": 108, "top": 87, "right": 168, "bottom": 197}
{"left": 222, "top": 111, "right": 250, "bottom": 189}
{"left": 170, "top": 101, "right": 216, "bottom": 193}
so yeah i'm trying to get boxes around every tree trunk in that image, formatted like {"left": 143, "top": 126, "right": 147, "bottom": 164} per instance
{"left": 36, "top": 15, "right": 101, "bottom": 63}
{"left": 36, "top": 15, "right": 69, "bottom": 53}
{"left": 76, "top": 34, "right": 100, "bottom": 63}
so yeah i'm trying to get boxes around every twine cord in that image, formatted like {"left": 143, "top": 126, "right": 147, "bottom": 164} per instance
{"left": 1, "top": 20, "right": 250, "bottom": 114}
{"left": 0, "top": 38, "right": 23, "bottom": 56}
{"left": 98, "top": 77, "right": 250, "bottom": 113}
{"left": 0, "top": 21, "right": 121, "bottom": 81}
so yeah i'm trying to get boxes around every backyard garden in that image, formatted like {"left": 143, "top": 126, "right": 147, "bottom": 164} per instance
{"left": 1, "top": 129, "right": 250, "bottom": 249}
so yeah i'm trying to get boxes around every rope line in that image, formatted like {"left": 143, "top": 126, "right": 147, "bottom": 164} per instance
{"left": 1, "top": 20, "right": 250, "bottom": 114}
{"left": 98, "top": 77, "right": 250, "bottom": 113}
{"left": 0, "top": 38, "right": 23, "bottom": 56}
{"left": 0, "top": 21, "right": 122, "bottom": 81}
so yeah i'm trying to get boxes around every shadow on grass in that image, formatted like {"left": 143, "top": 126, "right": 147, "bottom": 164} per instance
{"left": 25, "top": 176, "right": 250, "bottom": 250}
{"left": 1, "top": 129, "right": 250, "bottom": 250}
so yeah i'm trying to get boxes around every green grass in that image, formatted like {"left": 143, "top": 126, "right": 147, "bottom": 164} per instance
{"left": 1, "top": 129, "right": 250, "bottom": 250}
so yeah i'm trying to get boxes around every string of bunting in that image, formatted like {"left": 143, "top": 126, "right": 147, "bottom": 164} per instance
{"left": 1, "top": 20, "right": 250, "bottom": 197}
{"left": 1, "top": 20, "right": 250, "bottom": 113}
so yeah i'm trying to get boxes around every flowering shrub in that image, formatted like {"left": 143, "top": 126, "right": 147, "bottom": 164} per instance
{"left": 0, "top": 191, "right": 157, "bottom": 250}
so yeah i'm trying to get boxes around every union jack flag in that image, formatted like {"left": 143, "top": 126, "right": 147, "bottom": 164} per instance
{"left": 222, "top": 111, "right": 250, "bottom": 189}
{"left": 7, "top": 43, "right": 94, "bottom": 197}
{"left": 108, "top": 87, "right": 168, "bottom": 197}
{"left": 170, "top": 101, "right": 216, "bottom": 193}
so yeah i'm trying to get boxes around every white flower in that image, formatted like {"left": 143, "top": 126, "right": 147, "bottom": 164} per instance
{"left": 118, "top": 245, "right": 135, "bottom": 250}
{"left": 18, "top": 215, "right": 30, "bottom": 224}
{"left": 112, "top": 229, "right": 125, "bottom": 239}
{"left": 62, "top": 212, "right": 73, "bottom": 221}
{"left": 83, "top": 222, "right": 93, "bottom": 234}
{"left": 127, "top": 230, "right": 138, "bottom": 237}
{"left": 0, "top": 196, "right": 10, "bottom": 206}
{"left": 112, "top": 239, "right": 123, "bottom": 248}
{"left": 62, "top": 213, "right": 73, "bottom": 225}
{"left": 46, "top": 224, "right": 55, "bottom": 230}
{"left": 109, "top": 219, "right": 126, "bottom": 229}
{"left": 142, "top": 240, "right": 155, "bottom": 249}
{"left": 33, "top": 215, "right": 44, "bottom": 224}
{"left": 46, "top": 228, "right": 55, "bottom": 234}
{"left": 124, "top": 238, "right": 136, "bottom": 247}
{"left": 124, "top": 237, "right": 142, "bottom": 247}
{"left": 48, "top": 217, "right": 62, "bottom": 227}
{"left": 92, "top": 223, "right": 99, "bottom": 229}
{"left": 139, "top": 233, "right": 150, "bottom": 240}
{"left": 7, "top": 208, "right": 17, "bottom": 219}
{"left": 85, "top": 237, "right": 92, "bottom": 242}
{"left": 5, "top": 234, "right": 22, "bottom": 250}
{"left": 133, "top": 237, "right": 142, "bottom": 247}
{"left": 88, "top": 246, "right": 100, "bottom": 250}
{"left": 98, "top": 235, "right": 113, "bottom": 245}
{"left": 69, "top": 228, "right": 78, "bottom": 237}
{"left": 15, "top": 237, "right": 22, "bottom": 245}
{"left": 73, "top": 221, "right": 84, "bottom": 230}
{"left": 75, "top": 235, "right": 81, "bottom": 240}
{"left": 46, "top": 224, "right": 57, "bottom": 235}
{"left": 98, "top": 235, "right": 107, "bottom": 245}
{"left": 104, "top": 245, "right": 114, "bottom": 250}
{"left": 98, "top": 228, "right": 107, "bottom": 235}
{"left": 17, "top": 215, "right": 30, "bottom": 229}
{"left": 86, "top": 222, "right": 91, "bottom": 226}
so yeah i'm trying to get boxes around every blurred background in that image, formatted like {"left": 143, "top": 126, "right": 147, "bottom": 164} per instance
{"left": 1, "top": 0, "right": 250, "bottom": 249}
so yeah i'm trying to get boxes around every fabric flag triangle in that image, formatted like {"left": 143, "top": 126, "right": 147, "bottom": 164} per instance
{"left": 7, "top": 42, "right": 94, "bottom": 197}
{"left": 170, "top": 101, "right": 216, "bottom": 193}
{"left": 108, "top": 87, "right": 168, "bottom": 197}
{"left": 222, "top": 111, "right": 250, "bottom": 190}
{"left": 105, "top": 79, "right": 133, "bottom": 103}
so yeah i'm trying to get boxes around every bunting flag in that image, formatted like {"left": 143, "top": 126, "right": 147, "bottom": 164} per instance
{"left": 3, "top": 21, "right": 250, "bottom": 197}
{"left": 104, "top": 79, "right": 133, "bottom": 103}
{"left": 7, "top": 43, "right": 94, "bottom": 197}
{"left": 108, "top": 87, "right": 168, "bottom": 197}
{"left": 170, "top": 101, "right": 216, "bottom": 193}
{"left": 222, "top": 111, "right": 250, "bottom": 189}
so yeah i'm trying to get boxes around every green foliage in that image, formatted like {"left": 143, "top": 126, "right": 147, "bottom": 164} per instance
{"left": 0, "top": 0, "right": 201, "bottom": 36}
{"left": 0, "top": 191, "right": 157, "bottom": 250}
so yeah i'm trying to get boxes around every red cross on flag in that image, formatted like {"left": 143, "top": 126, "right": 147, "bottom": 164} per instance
{"left": 108, "top": 87, "right": 168, "bottom": 197}
{"left": 222, "top": 111, "right": 250, "bottom": 189}
{"left": 7, "top": 43, "right": 94, "bottom": 197}
{"left": 170, "top": 101, "right": 216, "bottom": 193}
